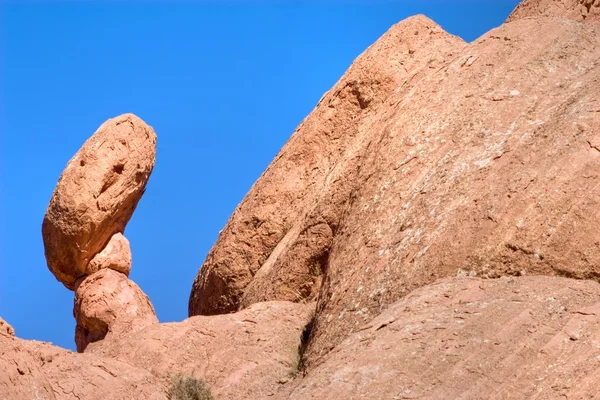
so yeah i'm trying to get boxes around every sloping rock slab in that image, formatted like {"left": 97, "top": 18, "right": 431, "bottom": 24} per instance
{"left": 0, "top": 335, "right": 166, "bottom": 400}
{"left": 280, "top": 276, "right": 600, "bottom": 400}
{"left": 90, "top": 301, "right": 313, "bottom": 400}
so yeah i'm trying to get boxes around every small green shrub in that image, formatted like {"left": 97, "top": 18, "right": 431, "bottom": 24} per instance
{"left": 167, "top": 374, "right": 213, "bottom": 400}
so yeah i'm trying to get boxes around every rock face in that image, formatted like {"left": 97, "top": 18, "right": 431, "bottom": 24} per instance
{"left": 42, "top": 113, "right": 158, "bottom": 351}
{"left": 0, "top": 317, "right": 14, "bottom": 337}
{"left": 74, "top": 269, "right": 158, "bottom": 352}
{"left": 89, "top": 301, "right": 313, "bottom": 400}
{"left": 278, "top": 276, "right": 600, "bottom": 399}
{"left": 189, "top": 0, "right": 600, "bottom": 372}
{"left": 507, "top": 0, "right": 600, "bottom": 23}
{"left": 42, "top": 113, "right": 156, "bottom": 289}
{"left": 0, "top": 334, "right": 166, "bottom": 400}
{"left": 0, "top": 301, "right": 312, "bottom": 400}
{"left": 189, "top": 14, "right": 467, "bottom": 316}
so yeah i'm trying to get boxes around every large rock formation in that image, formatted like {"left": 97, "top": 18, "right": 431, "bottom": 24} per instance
{"left": 0, "top": 301, "right": 312, "bottom": 400}
{"left": 89, "top": 301, "right": 313, "bottom": 400}
{"left": 4, "top": 0, "right": 600, "bottom": 398}
{"left": 507, "top": 0, "right": 600, "bottom": 23}
{"left": 42, "top": 113, "right": 158, "bottom": 351}
{"left": 0, "top": 317, "right": 14, "bottom": 337}
{"left": 189, "top": 14, "right": 467, "bottom": 316}
{"left": 189, "top": 0, "right": 600, "bottom": 371}
{"left": 278, "top": 276, "right": 600, "bottom": 399}
{"left": 0, "top": 333, "right": 166, "bottom": 400}
{"left": 42, "top": 113, "right": 156, "bottom": 289}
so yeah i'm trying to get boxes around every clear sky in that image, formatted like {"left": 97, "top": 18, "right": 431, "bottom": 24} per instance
{"left": 0, "top": 1, "right": 520, "bottom": 351}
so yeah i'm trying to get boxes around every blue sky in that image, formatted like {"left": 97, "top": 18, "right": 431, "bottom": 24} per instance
{"left": 0, "top": 1, "right": 520, "bottom": 351}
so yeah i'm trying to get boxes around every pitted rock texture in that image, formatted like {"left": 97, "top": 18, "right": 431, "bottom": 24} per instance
{"left": 74, "top": 269, "right": 158, "bottom": 352}
{"left": 189, "top": 0, "right": 600, "bottom": 371}
{"left": 42, "top": 113, "right": 156, "bottom": 289}
{"left": 1, "top": 301, "right": 310, "bottom": 400}
{"left": 304, "top": 13, "right": 600, "bottom": 369}
{"left": 89, "top": 301, "right": 313, "bottom": 400}
{"left": 88, "top": 232, "right": 132, "bottom": 276}
{"left": 507, "top": 0, "right": 600, "bottom": 23}
{"left": 0, "top": 317, "right": 14, "bottom": 337}
{"left": 189, "top": 14, "right": 467, "bottom": 316}
{"left": 278, "top": 276, "right": 600, "bottom": 400}
{"left": 0, "top": 334, "right": 166, "bottom": 400}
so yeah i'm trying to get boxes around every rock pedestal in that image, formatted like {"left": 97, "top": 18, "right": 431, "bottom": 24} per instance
{"left": 74, "top": 269, "right": 158, "bottom": 352}
{"left": 42, "top": 113, "right": 158, "bottom": 352}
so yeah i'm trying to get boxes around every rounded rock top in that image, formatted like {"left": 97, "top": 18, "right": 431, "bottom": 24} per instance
{"left": 42, "top": 113, "right": 156, "bottom": 289}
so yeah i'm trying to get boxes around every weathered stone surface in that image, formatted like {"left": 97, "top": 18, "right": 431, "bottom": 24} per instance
{"left": 88, "top": 232, "right": 132, "bottom": 276}
{"left": 6, "top": 1, "right": 600, "bottom": 399}
{"left": 1, "top": 301, "right": 310, "bottom": 400}
{"left": 278, "top": 276, "right": 600, "bottom": 400}
{"left": 189, "top": 1, "right": 600, "bottom": 372}
{"left": 42, "top": 113, "right": 156, "bottom": 289}
{"left": 0, "top": 334, "right": 166, "bottom": 400}
{"left": 74, "top": 269, "right": 158, "bottom": 352}
{"left": 304, "top": 14, "right": 600, "bottom": 369}
{"left": 89, "top": 301, "right": 313, "bottom": 400}
{"left": 189, "top": 14, "right": 467, "bottom": 316}
{"left": 0, "top": 317, "right": 14, "bottom": 337}
{"left": 507, "top": 0, "right": 600, "bottom": 23}
{"left": 240, "top": 221, "right": 333, "bottom": 308}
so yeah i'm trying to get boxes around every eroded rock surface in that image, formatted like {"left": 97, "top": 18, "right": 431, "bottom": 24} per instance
{"left": 42, "top": 113, "right": 156, "bottom": 289}
{"left": 89, "top": 301, "right": 313, "bottom": 400}
{"left": 0, "top": 334, "right": 166, "bottom": 400}
{"left": 0, "top": 317, "right": 14, "bottom": 337}
{"left": 278, "top": 276, "right": 600, "bottom": 400}
{"left": 189, "top": 0, "right": 600, "bottom": 371}
{"left": 74, "top": 269, "right": 158, "bottom": 352}
{"left": 87, "top": 232, "right": 132, "bottom": 276}
{"left": 41, "top": 113, "right": 158, "bottom": 353}
{"left": 507, "top": 0, "right": 600, "bottom": 23}
{"left": 1, "top": 301, "right": 310, "bottom": 400}
{"left": 6, "top": 1, "right": 600, "bottom": 399}
{"left": 189, "top": 14, "right": 467, "bottom": 316}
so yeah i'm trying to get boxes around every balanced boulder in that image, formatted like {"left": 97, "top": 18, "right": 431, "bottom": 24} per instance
{"left": 42, "top": 113, "right": 158, "bottom": 351}
{"left": 42, "top": 113, "right": 156, "bottom": 289}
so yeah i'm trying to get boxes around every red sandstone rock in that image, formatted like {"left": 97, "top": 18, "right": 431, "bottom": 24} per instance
{"left": 189, "top": 14, "right": 467, "bottom": 316}
{"left": 0, "top": 301, "right": 312, "bottom": 400}
{"left": 5, "top": 1, "right": 600, "bottom": 399}
{"left": 0, "top": 317, "right": 14, "bottom": 337}
{"left": 507, "top": 0, "right": 600, "bottom": 23}
{"left": 42, "top": 113, "right": 156, "bottom": 289}
{"left": 188, "top": 0, "right": 600, "bottom": 371}
{"left": 89, "top": 301, "right": 313, "bottom": 400}
{"left": 278, "top": 276, "right": 600, "bottom": 400}
{"left": 87, "top": 232, "right": 132, "bottom": 276}
{"left": 0, "top": 334, "right": 166, "bottom": 400}
{"left": 74, "top": 269, "right": 158, "bottom": 352}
